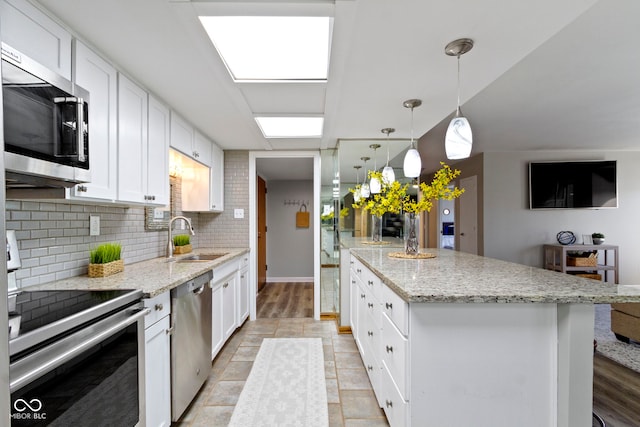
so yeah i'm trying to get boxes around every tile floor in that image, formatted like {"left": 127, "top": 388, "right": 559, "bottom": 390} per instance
{"left": 174, "top": 317, "right": 389, "bottom": 427}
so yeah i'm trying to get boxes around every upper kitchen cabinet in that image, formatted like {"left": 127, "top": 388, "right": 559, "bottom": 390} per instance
{"left": 117, "top": 73, "right": 149, "bottom": 204}
{"left": 69, "top": 40, "right": 118, "bottom": 202}
{"left": 170, "top": 113, "right": 212, "bottom": 167}
{"left": 210, "top": 143, "right": 224, "bottom": 212}
{"left": 0, "top": 0, "right": 71, "bottom": 79}
{"left": 147, "top": 96, "right": 170, "bottom": 206}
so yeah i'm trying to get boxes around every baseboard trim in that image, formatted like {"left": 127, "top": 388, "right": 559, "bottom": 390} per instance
{"left": 266, "top": 277, "right": 314, "bottom": 283}
{"left": 320, "top": 312, "right": 337, "bottom": 321}
{"left": 338, "top": 326, "right": 352, "bottom": 335}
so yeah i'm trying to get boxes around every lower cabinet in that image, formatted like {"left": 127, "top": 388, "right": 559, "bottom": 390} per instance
{"left": 211, "top": 272, "right": 236, "bottom": 360}
{"left": 143, "top": 292, "right": 171, "bottom": 427}
{"left": 237, "top": 256, "right": 250, "bottom": 324}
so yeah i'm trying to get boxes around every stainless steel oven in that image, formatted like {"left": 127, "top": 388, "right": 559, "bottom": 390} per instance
{"left": 2, "top": 42, "right": 90, "bottom": 189}
{"left": 8, "top": 289, "right": 148, "bottom": 426}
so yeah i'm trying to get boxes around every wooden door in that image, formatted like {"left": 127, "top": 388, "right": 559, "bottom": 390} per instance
{"left": 257, "top": 176, "right": 267, "bottom": 292}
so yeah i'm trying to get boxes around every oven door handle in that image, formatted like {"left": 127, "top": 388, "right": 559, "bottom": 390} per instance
{"left": 10, "top": 306, "right": 150, "bottom": 393}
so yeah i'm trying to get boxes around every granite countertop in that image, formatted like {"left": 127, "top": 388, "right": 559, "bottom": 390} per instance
{"left": 350, "top": 247, "right": 640, "bottom": 304}
{"left": 26, "top": 248, "right": 249, "bottom": 298}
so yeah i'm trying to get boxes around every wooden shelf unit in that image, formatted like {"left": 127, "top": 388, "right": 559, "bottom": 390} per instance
{"left": 543, "top": 243, "right": 619, "bottom": 284}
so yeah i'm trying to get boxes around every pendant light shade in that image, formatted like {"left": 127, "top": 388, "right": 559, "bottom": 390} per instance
{"left": 445, "top": 38, "right": 474, "bottom": 160}
{"left": 369, "top": 144, "right": 382, "bottom": 194}
{"left": 353, "top": 165, "right": 362, "bottom": 202}
{"left": 360, "top": 157, "right": 371, "bottom": 197}
{"left": 402, "top": 99, "right": 422, "bottom": 179}
{"left": 381, "top": 128, "right": 396, "bottom": 184}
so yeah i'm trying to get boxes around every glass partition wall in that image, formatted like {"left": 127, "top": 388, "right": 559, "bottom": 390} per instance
{"left": 320, "top": 149, "right": 340, "bottom": 316}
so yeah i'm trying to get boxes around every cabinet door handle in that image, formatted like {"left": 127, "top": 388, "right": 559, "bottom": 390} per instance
{"left": 154, "top": 303, "right": 163, "bottom": 311}
{"left": 368, "top": 303, "right": 373, "bottom": 308}
{"left": 385, "top": 400, "right": 393, "bottom": 408}
{"left": 367, "top": 330, "right": 373, "bottom": 337}
{"left": 386, "top": 345, "right": 393, "bottom": 353}
{"left": 223, "top": 282, "right": 229, "bottom": 288}
{"left": 367, "top": 365, "right": 373, "bottom": 371}
{"left": 166, "top": 326, "right": 174, "bottom": 335}
{"left": 360, "top": 294, "right": 366, "bottom": 299}
{"left": 368, "top": 280, "right": 374, "bottom": 286}
{"left": 352, "top": 280, "right": 356, "bottom": 284}
{"left": 385, "top": 302, "right": 393, "bottom": 310}
{"left": 357, "top": 268, "right": 362, "bottom": 273}
{"left": 241, "top": 275, "right": 245, "bottom": 279}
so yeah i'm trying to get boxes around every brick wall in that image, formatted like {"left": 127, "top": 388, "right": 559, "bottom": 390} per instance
{"left": 5, "top": 150, "right": 251, "bottom": 289}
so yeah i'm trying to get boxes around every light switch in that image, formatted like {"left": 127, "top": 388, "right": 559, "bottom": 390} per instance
{"left": 234, "top": 209, "right": 244, "bottom": 219}
{"left": 90, "top": 215, "right": 100, "bottom": 236}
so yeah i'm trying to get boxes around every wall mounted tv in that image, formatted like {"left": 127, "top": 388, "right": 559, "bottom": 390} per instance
{"left": 529, "top": 160, "right": 618, "bottom": 209}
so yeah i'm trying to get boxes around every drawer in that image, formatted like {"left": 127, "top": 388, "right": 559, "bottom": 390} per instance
{"left": 240, "top": 254, "right": 249, "bottom": 269}
{"left": 382, "top": 285, "right": 409, "bottom": 335}
{"left": 143, "top": 291, "right": 170, "bottom": 329}
{"left": 351, "top": 256, "right": 365, "bottom": 281}
{"left": 361, "top": 338, "right": 382, "bottom": 407}
{"left": 380, "top": 363, "right": 408, "bottom": 427}
{"left": 362, "top": 268, "right": 382, "bottom": 303}
{"left": 382, "top": 313, "right": 409, "bottom": 400}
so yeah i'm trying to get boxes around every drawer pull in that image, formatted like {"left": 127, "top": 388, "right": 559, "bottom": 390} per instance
{"left": 223, "top": 282, "right": 229, "bottom": 288}
{"left": 368, "top": 303, "right": 373, "bottom": 308}
{"left": 367, "top": 330, "right": 373, "bottom": 337}
{"left": 367, "top": 365, "right": 373, "bottom": 371}
{"left": 385, "top": 302, "right": 393, "bottom": 310}
{"left": 350, "top": 261, "right": 354, "bottom": 265}
{"left": 357, "top": 268, "right": 362, "bottom": 273}
{"left": 154, "top": 303, "right": 164, "bottom": 311}
{"left": 166, "top": 326, "right": 174, "bottom": 335}
{"left": 361, "top": 294, "right": 366, "bottom": 299}
{"left": 368, "top": 280, "right": 373, "bottom": 286}
{"left": 385, "top": 400, "right": 393, "bottom": 408}
{"left": 352, "top": 280, "right": 356, "bottom": 284}
{"left": 386, "top": 345, "right": 394, "bottom": 353}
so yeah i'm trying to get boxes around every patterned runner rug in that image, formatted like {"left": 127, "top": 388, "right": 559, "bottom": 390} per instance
{"left": 229, "top": 338, "right": 328, "bottom": 427}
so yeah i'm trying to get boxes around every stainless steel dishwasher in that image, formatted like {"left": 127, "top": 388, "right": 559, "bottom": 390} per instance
{"left": 170, "top": 270, "right": 213, "bottom": 421}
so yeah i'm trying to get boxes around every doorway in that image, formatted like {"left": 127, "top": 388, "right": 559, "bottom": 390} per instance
{"left": 249, "top": 151, "right": 321, "bottom": 320}
{"left": 459, "top": 175, "right": 478, "bottom": 254}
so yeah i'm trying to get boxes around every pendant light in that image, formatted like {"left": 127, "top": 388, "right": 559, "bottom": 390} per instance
{"left": 369, "top": 144, "right": 382, "bottom": 194}
{"left": 444, "top": 38, "right": 474, "bottom": 160}
{"left": 381, "top": 128, "right": 396, "bottom": 184}
{"left": 403, "top": 99, "right": 422, "bottom": 178}
{"left": 360, "top": 157, "right": 371, "bottom": 198}
{"left": 353, "top": 165, "right": 362, "bottom": 202}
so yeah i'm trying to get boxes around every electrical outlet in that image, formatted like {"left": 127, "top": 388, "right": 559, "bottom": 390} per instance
{"left": 89, "top": 215, "right": 100, "bottom": 236}
{"left": 234, "top": 209, "right": 244, "bottom": 219}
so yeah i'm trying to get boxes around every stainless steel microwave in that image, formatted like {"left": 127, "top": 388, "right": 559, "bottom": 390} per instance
{"left": 2, "top": 42, "right": 90, "bottom": 189}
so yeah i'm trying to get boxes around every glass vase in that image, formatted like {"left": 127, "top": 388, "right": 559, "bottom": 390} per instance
{"left": 404, "top": 212, "right": 419, "bottom": 255}
{"left": 371, "top": 215, "right": 383, "bottom": 243}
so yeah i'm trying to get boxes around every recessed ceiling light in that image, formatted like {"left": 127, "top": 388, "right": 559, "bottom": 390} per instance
{"left": 255, "top": 117, "right": 324, "bottom": 138}
{"left": 199, "top": 16, "right": 332, "bottom": 81}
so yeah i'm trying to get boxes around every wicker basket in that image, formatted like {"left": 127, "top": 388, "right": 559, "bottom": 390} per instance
{"left": 575, "top": 273, "right": 602, "bottom": 280}
{"left": 88, "top": 259, "right": 124, "bottom": 278}
{"left": 567, "top": 253, "right": 597, "bottom": 267}
{"left": 173, "top": 244, "right": 192, "bottom": 254}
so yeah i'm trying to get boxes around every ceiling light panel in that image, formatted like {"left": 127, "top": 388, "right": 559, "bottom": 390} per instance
{"left": 199, "top": 16, "right": 332, "bottom": 81}
{"left": 255, "top": 117, "right": 324, "bottom": 138}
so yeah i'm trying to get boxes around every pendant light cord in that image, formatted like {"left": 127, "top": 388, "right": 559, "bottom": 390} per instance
{"left": 456, "top": 54, "right": 461, "bottom": 115}
{"left": 410, "top": 106, "right": 415, "bottom": 149}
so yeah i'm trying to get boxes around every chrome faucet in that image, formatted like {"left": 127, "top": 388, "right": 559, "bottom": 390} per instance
{"left": 167, "top": 216, "right": 195, "bottom": 260}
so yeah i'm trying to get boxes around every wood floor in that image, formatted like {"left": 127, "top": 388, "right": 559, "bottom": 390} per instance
{"left": 593, "top": 352, "right": 640, "bottom": 426}
{"left": 256, "top": 282, "right": 313, "bottom": 318}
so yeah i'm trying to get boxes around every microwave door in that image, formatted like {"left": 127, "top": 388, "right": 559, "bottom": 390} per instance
{"left": 55, "top": 96, "right": 85, "bottom": 162}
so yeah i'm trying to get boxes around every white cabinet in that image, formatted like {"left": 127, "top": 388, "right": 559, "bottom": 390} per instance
{"left": 117, "top": 74, "right": 148, "bottom": 204}
{"left": 70, "top": 40, "right": 118, "bottom": 201}
{"left": 209, "top": 143, "right": 224, "bottom": 212}
{"left": 147, "top": 96, "right": 170, "bottom": 206}
{"left": 143, "top": 292, "right": 171, "bottom": 427}
{"left": 194, "top": 131, "right": 212, "bottom": 167}
{"left": 169, "top": 113, "right": 194, "bottom": 159}
{"left": 222, "top": 273, "right": 237, "bottom": 340}
{"left": 237, "top": 255, "right": 249, "bottom": 323}
{"left": 211, "top": 279, "right": 225, "bottom": 359}
{"left": 170, "top": 113, "right": 211, "bottom": 166}
{"left": 0, "top": 0, "right": 72, "bottom": 78}
{"left": 211, "top": 259, "right": 240, "bottom": 360}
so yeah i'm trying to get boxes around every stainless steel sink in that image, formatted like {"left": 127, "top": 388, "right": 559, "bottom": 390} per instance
{"left": 176, "top": 253, "right": 227, "bottom": 262}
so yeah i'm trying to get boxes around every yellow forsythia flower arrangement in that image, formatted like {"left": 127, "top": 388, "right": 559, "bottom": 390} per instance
{"left": 351, "top": 163, "right": 464, "bottom": 215}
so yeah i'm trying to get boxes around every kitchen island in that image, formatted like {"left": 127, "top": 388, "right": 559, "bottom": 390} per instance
{"left": 348, "top": 247, "right": 640, "bottom": 427}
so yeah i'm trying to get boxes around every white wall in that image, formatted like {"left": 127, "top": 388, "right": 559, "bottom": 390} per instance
{"left": 483, "top": 150, "right": 640, "bottom": 284}
{"left": 266, "top": 180, "right": 314, "bottom": 281}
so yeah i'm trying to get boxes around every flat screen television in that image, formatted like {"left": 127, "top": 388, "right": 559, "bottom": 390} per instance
{"left": 529, "top": 160, "right": 617, "bottom": 209}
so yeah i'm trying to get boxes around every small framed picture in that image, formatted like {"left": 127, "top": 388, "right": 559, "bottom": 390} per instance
{"left": 582, "top": 234, "right": 593, "bottom": 245}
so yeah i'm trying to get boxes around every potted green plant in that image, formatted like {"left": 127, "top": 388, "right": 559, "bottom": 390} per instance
{"left": 88, "top": 242, "right": 123, "bottom": 277}
{"left": 173, "top": 234, "right": 192, "bottom": 254}
{"left": 592, "top": 233, "right": 605, "bottom": 245}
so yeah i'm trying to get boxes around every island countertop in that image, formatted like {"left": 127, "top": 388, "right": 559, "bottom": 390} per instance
{"left": 350, "top": 247, "right": 640, "bottom": 304}
{"left": 25, "top": 248, "right": 249, "bottom": 297}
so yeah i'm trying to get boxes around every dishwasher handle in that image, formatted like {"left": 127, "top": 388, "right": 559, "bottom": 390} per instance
{"left": 193, "top": 285, "right": 205, "bottom": 295}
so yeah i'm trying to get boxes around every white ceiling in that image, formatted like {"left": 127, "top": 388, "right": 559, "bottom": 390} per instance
{"left": 35, "top": 0, "right": 640, "bottom": 184}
